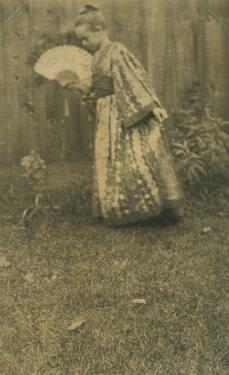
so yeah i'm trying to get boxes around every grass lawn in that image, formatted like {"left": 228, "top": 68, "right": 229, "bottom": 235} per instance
{"left": 0, "top": 198, "right": 229, "bottom": 374}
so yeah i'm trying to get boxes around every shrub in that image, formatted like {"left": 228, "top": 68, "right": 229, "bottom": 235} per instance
{"left": 170, "top": 82, "right": 229, "bottom": 198}
{"left": 21, "top": 150, "right": 47, "bottom": 194}
{"left": 20, "top": 150, "right": 50, "bottom": 231}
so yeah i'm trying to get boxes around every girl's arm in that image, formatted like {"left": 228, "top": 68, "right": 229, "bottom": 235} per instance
{"left": 111, "top": 43, "right": 168, "bottom": 128}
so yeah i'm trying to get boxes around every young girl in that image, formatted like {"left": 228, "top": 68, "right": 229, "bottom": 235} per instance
{"left": 58, "top": 4, "right": 184, "bottom": 225}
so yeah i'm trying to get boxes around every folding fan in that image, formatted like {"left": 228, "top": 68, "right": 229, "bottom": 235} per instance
{"left": 34, "top": 45, "right": 93, "bottom": 91}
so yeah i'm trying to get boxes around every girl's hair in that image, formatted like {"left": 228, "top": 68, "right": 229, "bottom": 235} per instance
{"left": 75, "top": 4, "right": 106, "bottom": 31}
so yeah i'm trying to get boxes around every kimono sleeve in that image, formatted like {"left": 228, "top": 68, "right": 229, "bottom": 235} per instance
{"left": 111, "top": 43, "right": 164, "bottom": 128}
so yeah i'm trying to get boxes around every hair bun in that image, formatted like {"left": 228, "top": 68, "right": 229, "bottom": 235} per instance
{"left": 79, "top": 4, "right": 99, "bottom": 15}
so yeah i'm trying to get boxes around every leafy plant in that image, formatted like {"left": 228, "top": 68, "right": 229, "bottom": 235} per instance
{"left": 21, "top": 150, "right": 47, "bottom": 193}
{"left": 20, "top": 150, "right": 50, "bottom": 231}
{"left": 170, "top": 81, "right": 229, "bottom": 197}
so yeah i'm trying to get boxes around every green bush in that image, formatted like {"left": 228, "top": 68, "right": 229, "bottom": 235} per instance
{"left": 170, "top": 82, "right": 229, "bottom": 198}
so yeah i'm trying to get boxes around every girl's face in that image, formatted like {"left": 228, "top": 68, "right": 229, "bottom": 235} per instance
{"left": 74, "top": 24, "right": 103, "bottom": 53}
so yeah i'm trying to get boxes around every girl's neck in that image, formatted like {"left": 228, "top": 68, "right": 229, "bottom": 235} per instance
{"left": 99, "top": 35, "right": 111, "bottom": 50}
{"left": 93, "top": 34, "right": 112, "bottom": 66}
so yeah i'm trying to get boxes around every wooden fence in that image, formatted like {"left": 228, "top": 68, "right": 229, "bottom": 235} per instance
{"left": 0, "top": 0, "right": 228, "bottom": 164}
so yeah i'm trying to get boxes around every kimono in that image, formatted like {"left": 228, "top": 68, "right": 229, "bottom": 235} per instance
{"left": 91, "top": 41, "right": 183, "bottom": 225}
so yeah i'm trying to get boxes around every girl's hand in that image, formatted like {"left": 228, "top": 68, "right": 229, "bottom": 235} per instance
{"left": 55, "top": 70, "right": 79, "bottom": 89}
{"left": 82, "top": 91, "right": 95, "bottom": 104}
{"left": 153, "top": 107, "right": 168, "bottom": 123}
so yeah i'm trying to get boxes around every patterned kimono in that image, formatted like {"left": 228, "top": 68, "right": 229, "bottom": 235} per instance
{"left": 91, "top": 41, "right": 183, "bottom": 225}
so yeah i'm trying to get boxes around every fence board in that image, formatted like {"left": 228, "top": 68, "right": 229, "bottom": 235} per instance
{"left": 0, "top": 4, "right": 8, "bottom": 163}
{"left": 205, "top": 17, "right": 229, "bottom": 117}
{"left": 1, "top": 1, "right": 24, "bottom": 162}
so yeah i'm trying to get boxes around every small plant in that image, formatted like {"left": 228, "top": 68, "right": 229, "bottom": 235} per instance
{"left": 20, "top": 150, "right": 50, "bottom": 231}
{"left": 171, "top": 81, "right": 229, "bottom": 198}
{"left": 21, "top": 150, "right": 47, "bottom": 193}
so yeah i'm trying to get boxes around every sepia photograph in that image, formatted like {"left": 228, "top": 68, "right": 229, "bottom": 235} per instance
{"left": 0, "top": 0, "right": 229, "bottom": 374}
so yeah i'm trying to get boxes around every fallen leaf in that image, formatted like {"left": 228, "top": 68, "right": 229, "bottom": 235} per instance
{"left": 51, "top": 273, "right": 58, "bottom": 281}
{"left": 202, "top": 227, "right": 211, "bottom": 234}
{"left": 68, "top": 319, "right": 86, "bottom": 331}
{"left": 23, "top": 272, "right": 34, "bottom": 283}
{"left": 0, "top": 256, "right": 11, "bottom": 268}
{"left": 132, "top": 298, "right": 146, "bottom": 305}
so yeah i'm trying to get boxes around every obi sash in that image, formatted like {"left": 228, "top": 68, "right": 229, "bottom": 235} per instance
{"left": 92, "top": 74, "right": 114, "bottom": 99}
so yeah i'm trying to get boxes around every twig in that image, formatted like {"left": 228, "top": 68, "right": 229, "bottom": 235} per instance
{"left": 3, "top": 1, "right": 28, "bottom": 25}
{"left": 200, "top": 3, "right": 229, "bottom": 32}
{"left": 210, "top": 348, "right": 229, "bottom": 368}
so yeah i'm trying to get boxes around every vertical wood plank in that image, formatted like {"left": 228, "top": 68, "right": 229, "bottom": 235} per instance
{"left": 8, "top": 1, "right": 33, "bottom": 158}
{"left": 28, "top": 0, "right": 54, "bottom": 158}
{"left": 0, "top": 3, "right": 8, "bottom": 164}
{"left": 1, "top": 0, "right": 23, "bottom": 162}
{"left": 144, "top": 0, "right": 173, "bottom": 108}
{"left": 203, "top": 0, "right": 229, "bottom": 117}
{"left": 205, "top": 18, "right": 228, "bottom": 116}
